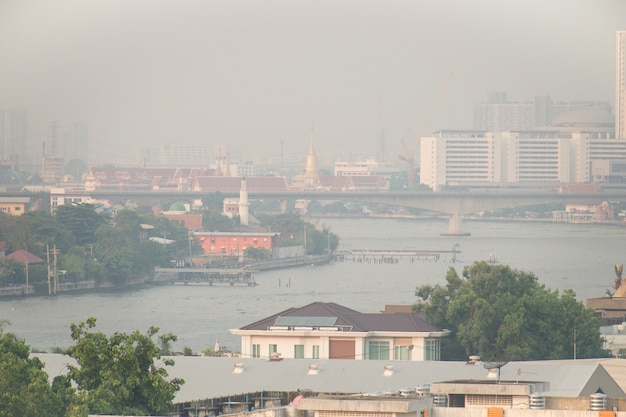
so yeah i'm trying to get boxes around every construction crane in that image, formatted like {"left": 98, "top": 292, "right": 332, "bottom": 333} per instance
{"left": 398, "top": 72, "right": 454, "bottom": 190}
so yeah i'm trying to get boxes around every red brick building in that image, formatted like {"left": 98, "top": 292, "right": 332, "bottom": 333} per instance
{"left": 193, "top": 232, "right": 280, "bottom": 255}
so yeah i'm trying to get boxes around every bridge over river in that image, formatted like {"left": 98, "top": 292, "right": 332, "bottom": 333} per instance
{"left": 80, "top": 189, "right": 626, "bottom": 235}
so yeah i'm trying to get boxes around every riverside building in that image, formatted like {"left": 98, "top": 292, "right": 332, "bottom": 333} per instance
{"left": 420, "top": 130, "right": 626, "bottom": 191}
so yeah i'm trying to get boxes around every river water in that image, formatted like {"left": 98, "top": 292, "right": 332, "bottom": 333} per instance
{"left": 1, "top": 217, "right": 625, "bottom": 353}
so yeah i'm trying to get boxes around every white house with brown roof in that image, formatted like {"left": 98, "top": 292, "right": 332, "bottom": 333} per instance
{"left": 230, "top": 302, "right": 450, "bottom": 361}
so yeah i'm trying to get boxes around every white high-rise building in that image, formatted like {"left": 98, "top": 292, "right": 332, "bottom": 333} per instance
{"left": 616, "top": 30, "right": 626, "bottom": 139}
{"left": 420, "top": 130, "right": 625, "bottom": 191}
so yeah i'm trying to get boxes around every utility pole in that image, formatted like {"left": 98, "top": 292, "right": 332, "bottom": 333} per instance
{"left": 47, "top": 244, "right": 51, "bottom": 295}
{"left": 188, "top": 231, "right": 193, "bottom": 266}
{"left": 53, "top": 244, "right": 59, "bottom": 295}
{"left": 573, "top": 323, "right": 577, "bottom": 360}
{"left": 303, "top": 225, "right": 307, "bottom": 262}
{"left": 46, "top": 245, "right": 60, "bottom": 295}
{"left": 24, "top": 243, "right": 29, "bottom": 296}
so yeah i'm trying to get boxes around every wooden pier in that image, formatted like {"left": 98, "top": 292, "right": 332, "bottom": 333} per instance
{"left": 333, "top": 246, "right": 462, "bottom": 263}
{"left": 150, "top": 267, "right": 258, "bottom": 286}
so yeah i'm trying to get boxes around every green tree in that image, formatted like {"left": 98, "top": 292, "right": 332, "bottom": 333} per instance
{"left": 55, "top": 204, "right": 108, "bottom": 247}
{"left": 65, "top": 317, "right": 184, "bottom": 416}
{"left": 202, "top": 211, "right": 238, "bottom": 232}
{"left": 414, "top": 261, "right": 609, "bottom": 361}
{"left": 202, "top": 191, "right": 226, "bottom": 212}
{"left": 0, "top": 322, "right": 73, "bottom": 417}
{"left": 0, "top": 258, "right": 26, "bottom": 286}
{"left": 200, "top": 192, "right": 239, "bottom": 231}
{"left": 244, "top": 246, "right": 272, "bottom": 261}
{"left": 305, "top": 225, "right": 339, "bottom": 255}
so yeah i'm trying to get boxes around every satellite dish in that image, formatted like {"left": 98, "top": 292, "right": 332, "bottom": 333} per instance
{"left": 483, "top": 361, "right": 509, "bottom": 383}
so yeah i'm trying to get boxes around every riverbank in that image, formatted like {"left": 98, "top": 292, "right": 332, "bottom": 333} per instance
{"left": 0, "top": 278, "right": 149, "bottom": 299}
{"left": 0, "top": 255, "right": 332, "bottom": 299}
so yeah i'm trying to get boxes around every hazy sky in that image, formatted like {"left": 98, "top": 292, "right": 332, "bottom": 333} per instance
{"left": 1, "top": 0, "right": 625, "bottom": 165}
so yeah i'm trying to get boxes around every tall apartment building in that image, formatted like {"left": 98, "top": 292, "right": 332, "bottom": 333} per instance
{"left": 0, "top": 106, "right": 28, "bottom": 165}
{"left": 617, "top": 30, "right": 626, "bottom": 139}
{"left": 141, "top": 143, "right": 213, "bottom": 167}
{"left": 473, "top": 93, "right": 535, "bottom": 131}
{"left": 474, "top": 93, "right": 612, "bottom": 132}
{"left": 63, "top": 123, "right": 89, "bottom": 163}
{"left": 420, "top": 130, "right": 626, "bottom": 191}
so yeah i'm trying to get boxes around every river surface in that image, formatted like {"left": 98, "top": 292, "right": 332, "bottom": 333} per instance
{"left": 1, "top": 217, "right": 625, "bottom": 353}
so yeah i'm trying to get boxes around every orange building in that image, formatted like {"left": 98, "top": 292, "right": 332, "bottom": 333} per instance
{"left": 193, "top": 232, "right": 280, "bottom": 255}
{"left": 0, "top": 197, "right": 31, "bottom": 216}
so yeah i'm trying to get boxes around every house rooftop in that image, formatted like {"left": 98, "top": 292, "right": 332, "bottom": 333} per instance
{"left": 237, "top": 301, "right": 443, "bottom": 333}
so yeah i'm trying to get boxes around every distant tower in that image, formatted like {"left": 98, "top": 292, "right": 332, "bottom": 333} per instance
{"left": 0, "top": 106, "right": 28, "bottom": 165}
{"left": 238, "top": 178, "right": 249, "bottom": 226}
{"left": 303, "top": 133, "right": 320, "bottom": 188}
{"left": 617, "top": 30, "right": 626, "bottom": 139}
{"left": 215, "top": 158, "right": 222, "bottom": 176}
{"left": 214, "top": 145, "right": 223, "bottom": 176}
{"left": 225, "top": 152, "right": 231, "bottom": 177}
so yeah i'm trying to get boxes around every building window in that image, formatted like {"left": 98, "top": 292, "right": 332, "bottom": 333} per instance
{"left": 294, "top": 344, "right": 304, "bottom": 359}
{"left": 312, "top": 345, "right": 320, "bottom": 359}
{"left": 269, "top": 344, "right": 277, "bottom": 357}
{"left": 394, "top": 345, "right": 412, "bottom": 361}
{"left": 367, "top": 341, "right": 390, "bottom": 360}
{"left": 252, "top": 344, "right": 260, "bottom": 358}
{"left": 425, "top": 339, "right": 440, "bottom": 361}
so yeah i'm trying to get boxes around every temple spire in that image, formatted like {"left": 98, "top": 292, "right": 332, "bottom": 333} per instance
{"left": 303, "top": 132, "right": 320, "bottom": 188}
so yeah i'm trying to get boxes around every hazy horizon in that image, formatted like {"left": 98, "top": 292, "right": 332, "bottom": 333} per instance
{"left": 1, "top": 0, "right": 625, "bottom": 165}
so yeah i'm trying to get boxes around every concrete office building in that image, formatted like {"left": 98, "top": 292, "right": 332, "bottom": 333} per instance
{"left": 63, "top": 123, "right": 88, "bottom": 163}
{"left": 420, "top": 130, "right": 626, "bottom": 191}
{"left": 474, "top": 93, "right": 613, "bottom": 132}
{"left": 141, "top": 143, "right": 213, "bottom": 167}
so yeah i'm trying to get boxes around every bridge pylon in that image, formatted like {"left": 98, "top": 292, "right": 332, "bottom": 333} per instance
{"left": 441, "top": 212, "right": 471, "bottom": 237}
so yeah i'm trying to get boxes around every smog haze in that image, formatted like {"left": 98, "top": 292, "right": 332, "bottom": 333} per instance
{"left": 1, "top": 0, "right": 625, "bottom": 164}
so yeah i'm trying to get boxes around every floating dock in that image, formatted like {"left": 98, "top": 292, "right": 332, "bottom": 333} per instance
{"left": 151, "top": 267, "right": 258, "bottom": 286}
{"left": 333, "top": 247, "right": 462, "bottom": 263}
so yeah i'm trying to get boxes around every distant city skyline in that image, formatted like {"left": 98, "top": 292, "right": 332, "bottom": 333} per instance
{"left": 1, "top": 1, "right": 625, "bottom": 166}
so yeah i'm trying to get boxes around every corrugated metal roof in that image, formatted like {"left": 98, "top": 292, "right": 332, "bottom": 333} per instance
{"left": 34, "top": 354, "right": 626, "bottom": 404}
{"left": 0, "top": 197, "right": 30, "bottom": 203}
